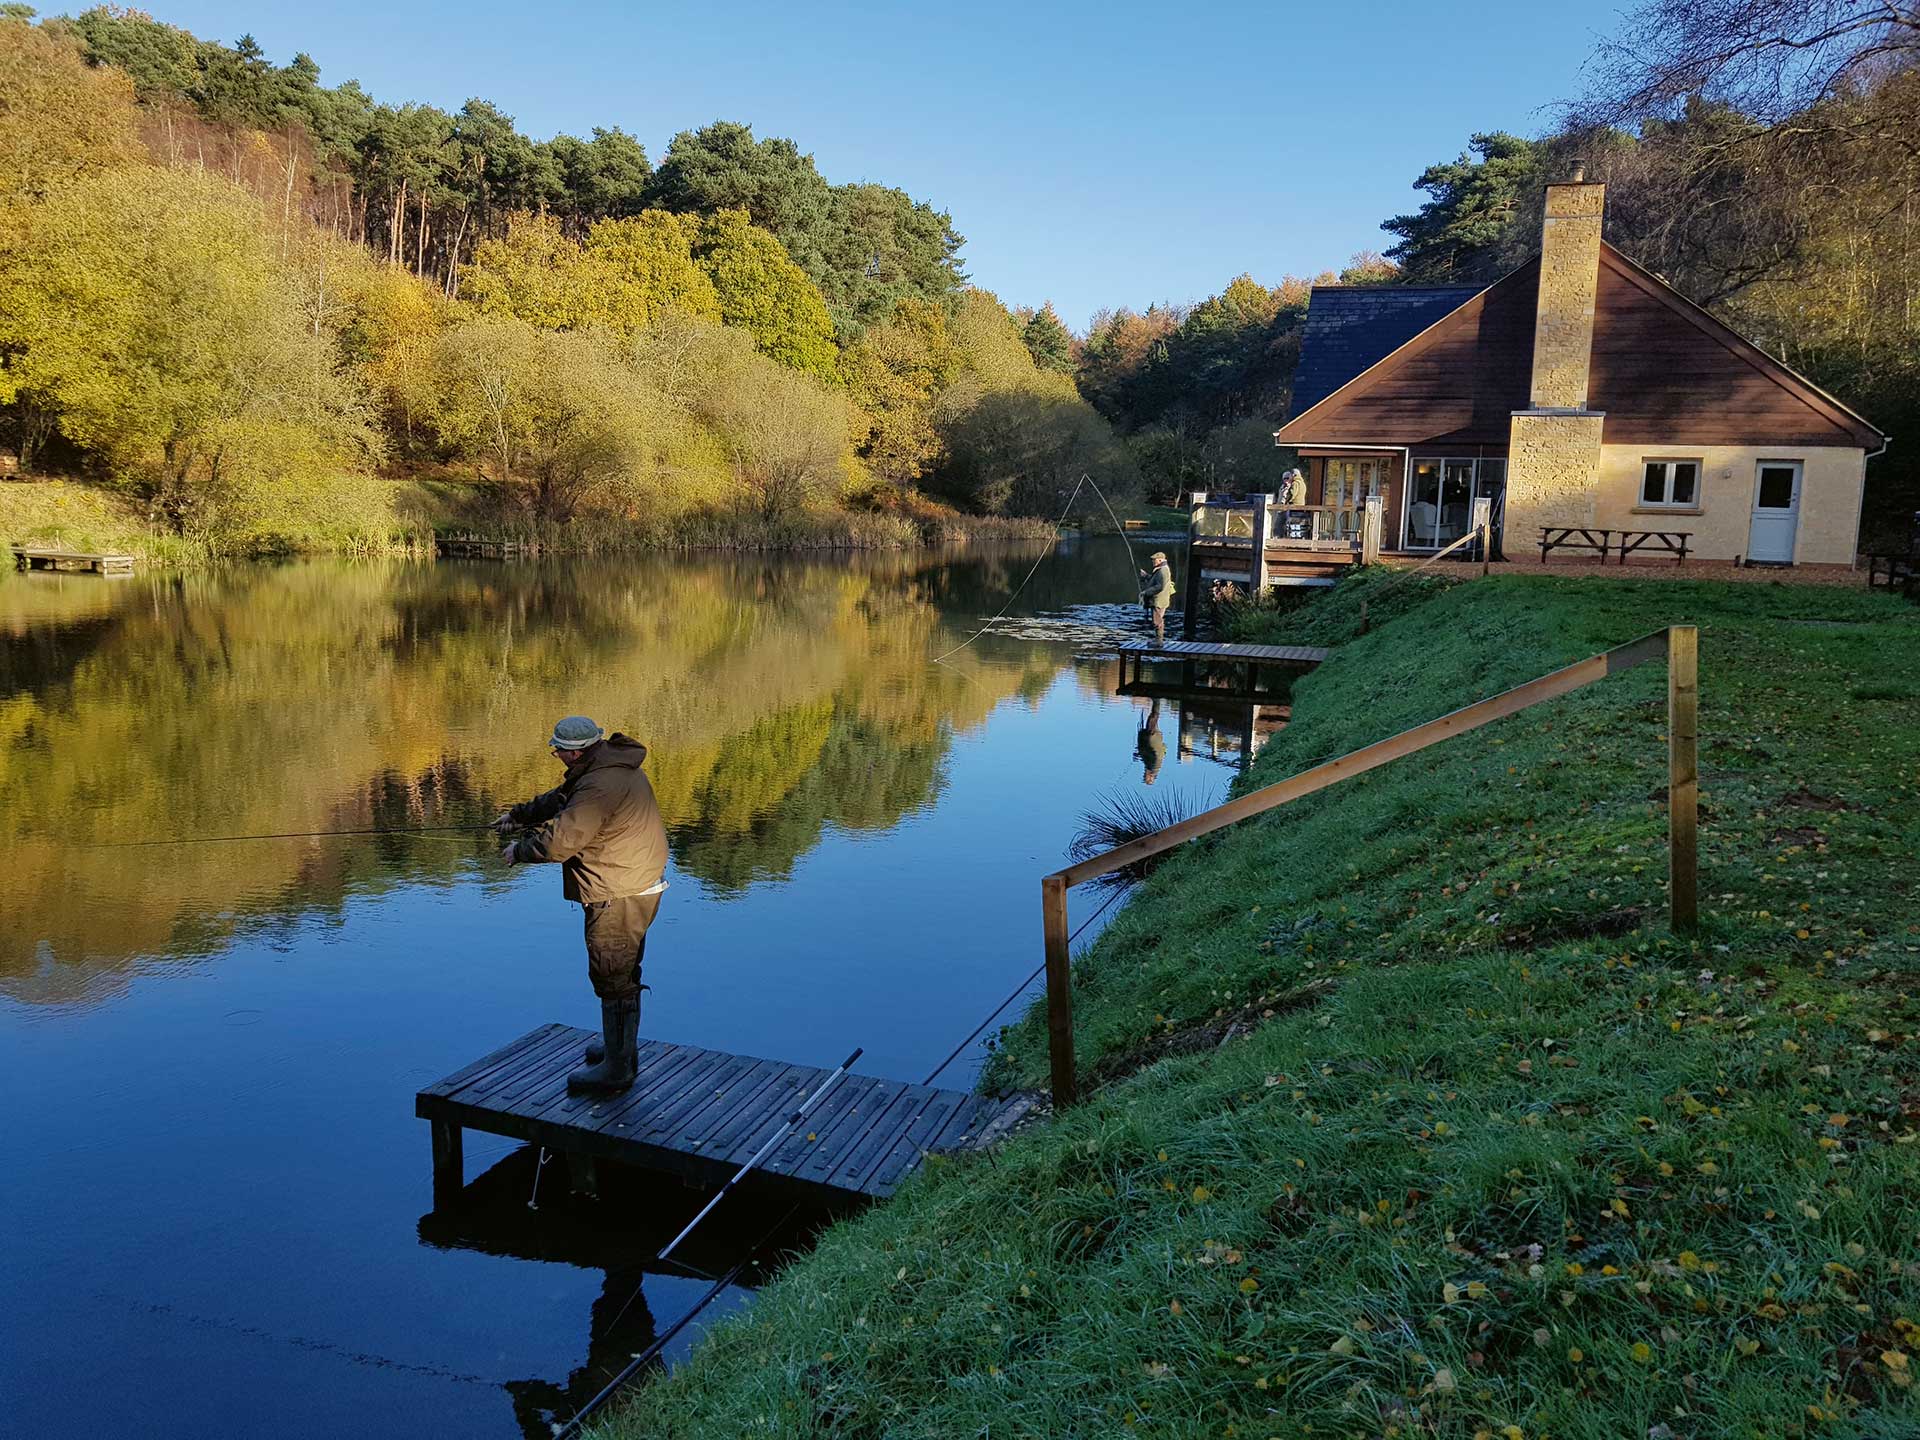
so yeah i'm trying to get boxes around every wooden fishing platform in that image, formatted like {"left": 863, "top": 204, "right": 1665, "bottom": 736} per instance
{"left": 1117, "top": 638, "right": 1328, "bottom": 691}
{"left": 433, "top": 533, "right": 536, "bottom": 560}
{"left": 11, "top": 545, "right": 135, "bottom": 575}
{"left": 418, "top": 1023, "right": 1037, "bottom": 1207}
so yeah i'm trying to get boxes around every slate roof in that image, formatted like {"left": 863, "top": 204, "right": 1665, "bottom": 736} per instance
{"left": 1285, "top": 284, "right": 1484, "bottom": 421}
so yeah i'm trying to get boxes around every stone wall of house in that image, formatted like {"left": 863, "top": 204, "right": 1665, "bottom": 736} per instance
{"left": 1588, "top": 444, "right": 1867, "bottom": 565}
{"left": 1507, "top": 412, "right": 1606, "bottom": 535}
{"left": 1530, "top": 183, "right": 1605, "bottom": 409}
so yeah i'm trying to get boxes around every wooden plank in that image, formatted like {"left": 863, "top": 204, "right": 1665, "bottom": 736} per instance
{"left": 673, "top": 1057, "right": 795, "bottom": 1156}
{"left": 455, "top": 1027, "right": 587, "bottom": 1104}
{"left": 698, "top": 1063, "right": 821, "bottom": 1162}
{"left": 425, "top": 1026, "right": 578, "bottom": 1107}
{"left": 633, "top": 1051, "right": 770, "bottom": 1144}
{"left": 867, "top": 1089, "right": 972, "bottom": 1194}
{"left": 829, "top": 1086, "right": 940, "bottom": 1192}
{"left": 756, "top": 1070, "right": 875, "bottom": 1178}
{"left": 417, "top": 1024, "right": 558, "bottom": 1101}
{"left": 589, "top": 1046, "right": 736, "bottom": 1138}
{"left": 808, "top": 1081, "right": 921, "bottom": 1186}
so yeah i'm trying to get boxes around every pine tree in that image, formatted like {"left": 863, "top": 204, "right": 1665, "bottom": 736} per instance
{"left": 1021, "top": 302, "right": 1073, "bottom": 374}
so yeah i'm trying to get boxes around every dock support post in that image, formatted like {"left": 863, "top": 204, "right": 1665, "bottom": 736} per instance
{"left": 1182, "top": 491, "right": 1205, "bottom": 640}
{"left": 570, "top": 1152, "right": 600, "bottom": 1200}
{"left": 1471, "top": 497, "right": 1492, "bottom": 577}
{"left": 430, "top": 1119, "right": 463, "bottom": 1205}
{"left": 1042, "top": 874, "right": 1076, "bottom": 1108}
{"left": 1667, "top": 625, "right": 1699, "bottom": 933}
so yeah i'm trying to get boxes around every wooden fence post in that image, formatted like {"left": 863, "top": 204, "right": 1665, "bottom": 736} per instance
{"left": 1471, "top": 496, "right": 1492, "bottom": 577}
{"left": 1667, "top": 625, "right": 1699, "bottom": 932}
{"left": 1042, "top": 874, "right": 1076, "bottom": 1107}
{"left": 1251, "top": 492, "right": 1275, "bottom": 593}
{"left": 1361, "top": 495, "right": 1384, "bottom": 565}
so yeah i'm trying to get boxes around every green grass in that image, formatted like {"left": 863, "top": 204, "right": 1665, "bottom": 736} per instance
{"left": 603, "top": 573, "right": 1920, "bottom": 1440}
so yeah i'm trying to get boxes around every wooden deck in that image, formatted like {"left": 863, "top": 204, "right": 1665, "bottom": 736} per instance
{"left": 1119, "top": 639, "right": 1329, "bottom": 665}
{"left": 417, "top": 1023, "right": 1034, "bottom": 1206}
{"left": 434, "top": 534, "right": 536, "bottom": 559}
{"left": 11, "top": 545, "right": 135, "bottom": 575}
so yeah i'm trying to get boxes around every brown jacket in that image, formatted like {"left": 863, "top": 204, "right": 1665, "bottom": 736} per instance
{"left": 508, "top": 735, "right": 669, "bottom": 903}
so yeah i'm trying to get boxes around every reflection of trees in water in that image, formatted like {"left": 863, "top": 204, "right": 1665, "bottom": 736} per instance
{"left": 1, "top": 546, "right": 1078, "bottom": 1003}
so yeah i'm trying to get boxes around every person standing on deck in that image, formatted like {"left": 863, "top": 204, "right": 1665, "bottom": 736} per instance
{"left": 1139, "top": 550, "right": 1175, "bottom": 643}
{"left": 1279, "top": 468, "right": 1307, "bottom": 507}
{"left": 493, "top": 716, "right": 669, "bottom": 1095}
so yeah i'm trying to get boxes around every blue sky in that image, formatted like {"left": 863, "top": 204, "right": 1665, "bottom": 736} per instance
{"left": 144, "top": 0, "right": 1605, "bottom": 328}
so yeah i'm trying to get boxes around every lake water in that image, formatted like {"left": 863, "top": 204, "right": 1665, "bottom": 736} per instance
{"left": 0, "top": 540, "right": 1252, "bottom": 1438}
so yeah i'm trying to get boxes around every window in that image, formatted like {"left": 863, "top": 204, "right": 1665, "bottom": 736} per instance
{"left": 1640, "top": 459, "right": 1700, "bottom": 509}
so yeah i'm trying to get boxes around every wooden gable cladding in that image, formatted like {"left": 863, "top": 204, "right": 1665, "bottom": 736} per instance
{"left": 1274, "top": 261, "right": 1536, "bottom": 447}
{"left": 1589, "top": 245, "right": 1881, "bottom": 447}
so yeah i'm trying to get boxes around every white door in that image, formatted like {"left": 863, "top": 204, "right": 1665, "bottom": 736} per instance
{"left": 1747, "top": 461, "right": 1802, "bottom": 564}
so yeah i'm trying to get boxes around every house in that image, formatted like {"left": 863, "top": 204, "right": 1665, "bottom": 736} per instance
{"left": 1273, "top": 171, "right": 1889, "bottom": 566}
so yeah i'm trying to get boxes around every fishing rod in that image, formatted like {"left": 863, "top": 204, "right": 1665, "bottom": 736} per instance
{"left": 552, "top": 1198, "right": 808, "bottom": 1440}
{"left": 95, "top": 824, "right": 502, "bottom": 849}
{"left": 551, "top": 1052, "right": 861, "bottom": 1435}
{"left": 657, "top": 1047, "right": 862, "bottom": 1262}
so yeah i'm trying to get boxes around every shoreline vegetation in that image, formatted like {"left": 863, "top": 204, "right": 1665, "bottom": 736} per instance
{"left": 600, "top": 571, "right": 1920, "bottom": 1439}
{"left": 0, "top": 474, "right": 1059, "bottom": 566}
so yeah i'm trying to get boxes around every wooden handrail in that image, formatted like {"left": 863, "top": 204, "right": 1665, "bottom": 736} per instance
{"left": 1039, "top": 625, "right": 1698, "bottom": 1106}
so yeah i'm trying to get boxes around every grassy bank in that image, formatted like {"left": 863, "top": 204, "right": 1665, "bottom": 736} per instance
{"left": 0, "top": 475, "right": 1052, "bottom": 565}
{"left": 604, "top": 573, "right": 1920, "bottom": 1439}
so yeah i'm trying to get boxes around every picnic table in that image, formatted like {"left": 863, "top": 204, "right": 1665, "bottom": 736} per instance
{"left": 1865, "top": 511, "right": 1918, "bottom": 599}
{"left": 1538, "top": 527, "right": 1692, "bottom": 566}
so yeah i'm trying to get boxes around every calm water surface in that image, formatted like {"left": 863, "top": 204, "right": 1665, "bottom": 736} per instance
{"left": 0, "top": 541, "right": 1254, "bottom": 1437}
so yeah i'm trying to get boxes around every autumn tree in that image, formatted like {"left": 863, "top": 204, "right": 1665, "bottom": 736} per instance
{"left": 689, "top": 209, "right": 838, "bottom": 378}
{"left": 0, "top": 166, "right": 377, "bottom": 536}
{"left": 0, "top": 13, "right": 140, "bottom": 206}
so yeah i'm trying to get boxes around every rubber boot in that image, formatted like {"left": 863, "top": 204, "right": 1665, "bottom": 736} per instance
{"left": 582, "top": 984, "right": 645, "bottom": 1065}
{"left": 568, "top": 996, "right": 639, "bottom": 1095}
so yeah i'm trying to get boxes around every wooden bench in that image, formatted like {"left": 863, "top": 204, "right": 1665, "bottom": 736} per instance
{"left": 1618, "top": 529, "right": 1692, "bottom": 565}
{"left": 1538, "top": 526, "right": 1614, "bottom": 562}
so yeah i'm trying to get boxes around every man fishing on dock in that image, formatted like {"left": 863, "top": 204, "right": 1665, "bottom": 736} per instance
{"left": 1139, "top": 550, "right": 1175, "bottom": 643}
{"left": 494, "top": 716, "right": 669, "bottom": 1095}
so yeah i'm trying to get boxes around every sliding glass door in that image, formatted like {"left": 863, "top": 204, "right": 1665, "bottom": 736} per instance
{"left": 1403, "top": 456, "right": 1506, "bottom": 550}
{"left": 1324, "top": 458, "right": 1384, "bottom": 539}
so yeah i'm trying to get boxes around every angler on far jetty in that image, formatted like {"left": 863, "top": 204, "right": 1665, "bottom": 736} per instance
{"left": 493, "top": 716, "right": 670, "bottom": 1096}
{"left": 1138, "top": 549, "right": 1175, "bottom": 643}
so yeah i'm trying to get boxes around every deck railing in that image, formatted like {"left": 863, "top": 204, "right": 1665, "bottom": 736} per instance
{"left": 1038, "top": 625, "right": 1699, "bottom": 1106}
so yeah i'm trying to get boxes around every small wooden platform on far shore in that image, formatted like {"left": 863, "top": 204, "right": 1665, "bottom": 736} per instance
{"left": 417, "top": 1023, "right": 1038, "bottom": 1207}
{"left": 11, "top": 545, "right": 135, "bottom": 576}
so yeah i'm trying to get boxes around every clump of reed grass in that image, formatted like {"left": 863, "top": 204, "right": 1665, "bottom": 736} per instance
{"left": 1067, "top": 787, "right": 1203, "bottom": 887}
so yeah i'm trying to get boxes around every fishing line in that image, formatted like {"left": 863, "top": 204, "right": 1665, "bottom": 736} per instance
{"left": 921, "top": 883, "right": 1127, "bottom": 1087}
{"left": 94, "top": 824, "right": 498, "bottom": 848}
{"left": 927, "top": 471, "right": 1145, "bottom": 665}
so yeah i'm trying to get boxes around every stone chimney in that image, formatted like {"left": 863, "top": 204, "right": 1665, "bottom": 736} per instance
{"left": 1507, "top": 172, "right": 1608, "bottom": 533}
{"left": 1528, "top": 173, "right": 1606, "bottom": 409}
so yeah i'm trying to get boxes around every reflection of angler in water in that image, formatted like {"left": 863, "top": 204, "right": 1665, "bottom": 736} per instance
{"left": 1135, "top": 698, "right": 1167, "bottom": 786}
{"left": 416, "top": 1149, "right": 661, "bottom": 1440}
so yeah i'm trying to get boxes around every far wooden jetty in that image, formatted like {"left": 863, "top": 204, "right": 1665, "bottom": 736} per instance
{"left": 418, "top": 1023, "right": 1039, "bottom": 1208}
{"left": 11, "top": 545, "right": 136, "bottom": 576}
{"left": 1116, "top": 638, "right": 1328, "bottom": 700}
{"left": 433, "top": 533, "right": 536, "bottom": 560}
